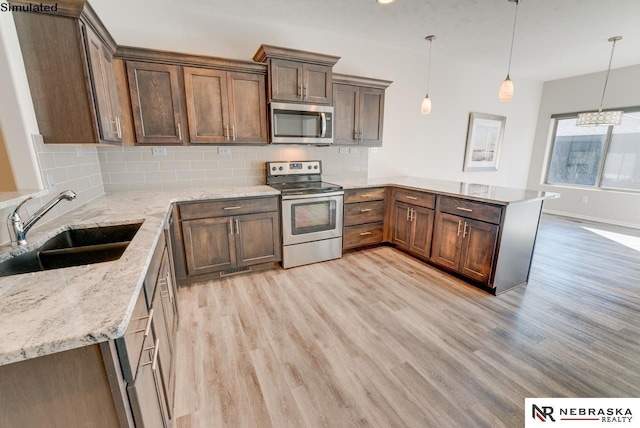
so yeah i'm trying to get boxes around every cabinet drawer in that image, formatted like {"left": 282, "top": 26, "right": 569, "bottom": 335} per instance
{"left": 438, "top": 196, "right": 502, "bottom": 224}
{"left": 115, "top": 289, "right": 150, "bottom": 384}
{"left": 344, "top": 200, "right": 385, "bottom": 226}
{"left": 179, "top": 197, "right": 278, "bottom": 220}
{"left": 393, "top": 188, "right": 435, "bottom": 209}
{"left": 344, "top": 223, "right": 384, "bottom": 248}
{"left": 344, "top": 187, "right": 385, "bottom": 203}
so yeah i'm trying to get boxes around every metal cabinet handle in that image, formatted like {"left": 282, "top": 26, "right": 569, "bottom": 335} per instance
{"left": 457, "top": 207, "right": 473, "bottom": 212}
{"left": 223, "top": 206, "right": 242, "bottom": 210}
{"left": 457, "top": 220, "right": 462, "bottom": 236}
{"left": 132, "top": 308, "right": 154, "bottom": 336}
{"left": 360, "top": 231, "right": 372, "bottom": 236}
{"left": 177, "top": 123, "right": 182, "bottom": 141}
{"left": 231, "top": 125, "right": 236, "bottom": 141}
{"left": 235, "top": 218, "right": 240, "bottom": 235}
{"left": 360, "top": 208, "right": 373, "bottom": 213}
{"left": 228, "top": 218, "right": 233, "bottom": 235}
{"left": 140, "top": 339, "right": 160, "bottom": 371}
{"left": 225, "top": 124, "right": 230, "bottom": 141}
{"left": 116, "top": 117, "right": 122, "bottom": 139}
{"left": 405, "top": 196, "right": 418, "bottom": 200}
{"left": 463, "top": 222, "right": 469, "bottom": 238}
{"left": 411, "top": 208, "right": 416, "bottom": 221}
{"left": 165, "top": 272, "right": 174, "bottom": 304}
{"left": 304, "top": 85, "right": 308, "bottom": 100}
{"left": 298, "top": 84, "right": 303, "bottom": 98}
{"left": 406, "top": 207, "right": 410, "bottom": 221}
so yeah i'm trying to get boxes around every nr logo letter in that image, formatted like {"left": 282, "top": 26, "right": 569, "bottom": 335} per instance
{"left": 532, "top": 404, "right": 555, "bottom": 422}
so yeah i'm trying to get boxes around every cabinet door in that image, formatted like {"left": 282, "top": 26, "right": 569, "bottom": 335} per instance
{"left": 183, "top": 67, "right": 230, "bottom": 144}
{"left": 270, "top": 59, "right": 303, "bottom": 102}
{"left": 359, "top": 87, "right": 385, "bottom": 146}
{"left": 127, "top": 61, "right": 185, "bottom": 144}
{"left": 333, "top": 84, "right": 359, "bottom": 145}
{"left": 302, "top": 63, "right": 332, "bottom": 104}
{"left": 228, "top": 72, "right": 268, "bottom": 143}
{"left": 409, "top": 206, "right": 434, "bottom": 259}
{"left": 459, "top": 219, "right": 499, "bottom": 284}
{"left": 392, "top": 202, "right": 412, "bottom": 250}
{"left": 127, "top": 331, "right": 168, "bottom": 428}
{"left": 152, "top": 258, "right": 174, "bottom": 421}
{"left": 431, "top": 212, "right": 463, "bottom": 271}
{"left": 182, "top": 217, "right": 236, "bottom": 275}
{"left": 84, "top": 24, "right": 121, "bottom": 143}
{"left": 235, "top": 212, "right": 281, "bottom": 267}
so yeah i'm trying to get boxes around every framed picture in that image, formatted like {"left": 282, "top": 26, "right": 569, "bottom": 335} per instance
{"left": 463, "top": 112, "right": 506, "bottom": 171}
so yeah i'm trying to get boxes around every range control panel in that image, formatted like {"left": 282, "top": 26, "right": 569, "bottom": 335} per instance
{"left": 267, "top": 161, "right": 322, "bottom": 176}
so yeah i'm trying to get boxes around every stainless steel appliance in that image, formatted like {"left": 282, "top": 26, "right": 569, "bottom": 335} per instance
{"left": 270, "top": 102, "right": 333, "bottom": 144}
{"left": 267, "top": 161, "right": 343, "bottom": 268}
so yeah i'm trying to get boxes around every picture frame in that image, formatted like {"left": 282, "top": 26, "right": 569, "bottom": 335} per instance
{"left": 463, "top": 112, "right": 506, "bottom": 172}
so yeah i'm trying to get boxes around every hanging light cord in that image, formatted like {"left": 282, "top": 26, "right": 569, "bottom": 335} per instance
{"left": 505, "top": 0, "right": 519, "bottom": 77}
{"left": 425, "top": 37, "right": 433, "bottom": 96}
{"left": 598, "top": 38, "right": 619, "bottom": 112}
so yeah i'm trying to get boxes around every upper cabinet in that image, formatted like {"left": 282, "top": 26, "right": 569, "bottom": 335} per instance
{"left": 117, "top": 47, "right": 269, "bottom": 146}
{"left": 12, "top": 3, "right": 122, "bottom": 144}
{"left": 183, "top": 68, "right": 267, "bottom": 145}
{"left": 253, "top": 45, "right": 340, "bottom": 105}
{"left": 333, "top": 74, "right": 391, "bottom": 147}
{"left": 126, "top": 61, "right": 186, "bottom": 145}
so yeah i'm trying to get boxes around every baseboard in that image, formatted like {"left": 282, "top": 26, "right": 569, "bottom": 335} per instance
{"left": 542, "top": 209, "right": 640, "bottom": 230}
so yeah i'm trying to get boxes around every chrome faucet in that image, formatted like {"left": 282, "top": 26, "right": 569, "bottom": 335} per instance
{"left": 7, "top": 190, "right": 77, "bottom": 247}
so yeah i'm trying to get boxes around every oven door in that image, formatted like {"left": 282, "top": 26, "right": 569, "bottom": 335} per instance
{"left": 281, "top": 191, "right": 343, "bottom": 245}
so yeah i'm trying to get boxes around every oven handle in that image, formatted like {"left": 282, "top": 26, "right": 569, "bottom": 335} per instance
{"left": 280, "top": 190, "right": 344, "bottom": 200}
{"left": 320, "top": 113, "right": 327, "bottom": 138}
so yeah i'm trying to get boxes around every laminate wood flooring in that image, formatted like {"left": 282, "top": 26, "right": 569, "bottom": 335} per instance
{"left": 173, "top": 215, "right": 640, "bottom": 427}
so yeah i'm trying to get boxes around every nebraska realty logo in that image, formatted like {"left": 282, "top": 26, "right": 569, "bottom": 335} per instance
{"left": 525, "top": 398, "right": 639, "bottom": 427}
{"left": 1, "top": 2, "right": 59, "bottom": 12}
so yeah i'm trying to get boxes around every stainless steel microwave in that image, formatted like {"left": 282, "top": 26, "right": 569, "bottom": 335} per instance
{"left": 270, "top": 102, "right": 333, "bottom": 144}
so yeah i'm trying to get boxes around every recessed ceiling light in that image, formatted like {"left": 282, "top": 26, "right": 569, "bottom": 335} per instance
{"left": 377, "top": 0, "right": 396, "bottom": 5}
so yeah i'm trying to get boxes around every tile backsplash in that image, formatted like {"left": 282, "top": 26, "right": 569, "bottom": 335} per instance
{"left": 98, "top": 145, "right": 369, "bottom": 192}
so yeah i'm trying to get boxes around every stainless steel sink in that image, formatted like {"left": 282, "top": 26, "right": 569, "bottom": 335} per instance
{"left": 0, "top": 222, "right": 143, "bottom": 277}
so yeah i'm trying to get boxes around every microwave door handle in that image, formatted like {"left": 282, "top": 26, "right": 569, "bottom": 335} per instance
{"left": 320, "top": 112, "right": 327, "bottom": 138}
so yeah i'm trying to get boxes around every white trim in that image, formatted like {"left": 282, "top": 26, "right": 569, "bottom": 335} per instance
{"left": 542, "top": 209, "right": 640, "bottom": 230}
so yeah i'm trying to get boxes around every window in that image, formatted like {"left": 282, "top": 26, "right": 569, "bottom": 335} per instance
{"left": 546, "top": 110, "right": 640, "bottom": 192}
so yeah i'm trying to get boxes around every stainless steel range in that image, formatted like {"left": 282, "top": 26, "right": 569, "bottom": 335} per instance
{"left": 266, "top": 161, "right": 343, "bottom": 269}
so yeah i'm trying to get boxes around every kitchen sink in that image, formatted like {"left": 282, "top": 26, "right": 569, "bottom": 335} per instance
{"left": 0, "top": 222, "right": 143, "bottom": 277}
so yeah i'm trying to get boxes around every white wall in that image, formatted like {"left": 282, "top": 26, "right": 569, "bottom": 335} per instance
{"left": 0, "top": 12, "right": 43, "bottom": 191}
{"left": 527, "top": 65, "right": 640, "bottom": 228}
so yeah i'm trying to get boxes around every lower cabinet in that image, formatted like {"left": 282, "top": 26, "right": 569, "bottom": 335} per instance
{"left": 343, "top": 187, "right": 385, "bottom": 249}
{"left": 431, "top": 198, "right": 501, "bottom": 285}
{"left": 178, "top": 196, "right": 281, "bottom": 278}
{"left": 392, "top": 202, "right": 434, "bottom": 259}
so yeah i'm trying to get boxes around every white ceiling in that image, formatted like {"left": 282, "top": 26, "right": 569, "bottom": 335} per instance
{"left": 90, "top": 0, "right": 640, "bottom": 82}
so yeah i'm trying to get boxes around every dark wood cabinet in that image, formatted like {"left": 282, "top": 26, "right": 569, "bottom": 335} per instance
{"left": 392, "top": 201, "right": 434, "bottom": 259}
{"left": 127, "top": 61, "right": 186, "bottom": 145}
{"left": 83, "top": 21, "right": 121, "bottom": 143}
{"left": 268, "top": 60, "right": 333, "bottom": 104}
{"left": 179, "top": 197, "right": 280, "bottom": 278}
{"left": 12, "top": 4, "right": 121, "bottom": 144}
{"left": 333, "top": 74, "right": 391, "bottom": 146}
{"left": 253, "top": 45, "right": 339, "bottom": 105}
{"left": 343, "top": 188, "right": 386, "bottom": 249}
{"left": 183, "top": 67, "right": 267, "bottom": 144}
{"left": 431, "top": 199, "right": 501, "bottom": 285}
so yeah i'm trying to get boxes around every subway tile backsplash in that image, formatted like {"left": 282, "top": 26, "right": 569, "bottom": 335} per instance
{"left": 98, "top": 145, "right": 368, "bottom": 193}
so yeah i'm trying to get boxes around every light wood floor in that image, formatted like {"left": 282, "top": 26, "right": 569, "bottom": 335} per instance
{"left": 173, "top": 214, "right": 640, "bottom": 427}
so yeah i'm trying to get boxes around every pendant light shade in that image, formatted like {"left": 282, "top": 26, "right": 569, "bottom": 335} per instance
{"left": 576, "top": 36, "right": 624, "bottom": 126}
{"left": 421, "top": 96, "right": 432, "bottom": 114}
{"left": 376, "top": 0, "right": 396, "bottom": 4}
{"left": 421, "top": 35, "right": 436, "bottom": 115}
{"left": 499, "top": 0, "right": 519, "bottom": 102}
{"left": 499, "top": 75, "right": 514, "bottom": 102}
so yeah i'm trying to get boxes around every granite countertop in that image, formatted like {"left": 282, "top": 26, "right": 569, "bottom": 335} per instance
{"left": 334, "top": 176, "right": 560, "bottom": 205}
{"left": 0, "top": 186, "right": 278, "bottom": 366}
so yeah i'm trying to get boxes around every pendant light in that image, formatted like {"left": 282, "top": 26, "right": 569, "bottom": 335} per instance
{"left": 421, "top": 35, "right": 436, "bottom": 115}
{"left": 499, "top": 0, "right": 519, "bottom": 102}
{"left": 376, "top": 0, "right": 396, "bottom": 4}
{"left": 576, "top": 37, "right": 624, "bottom": 126}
